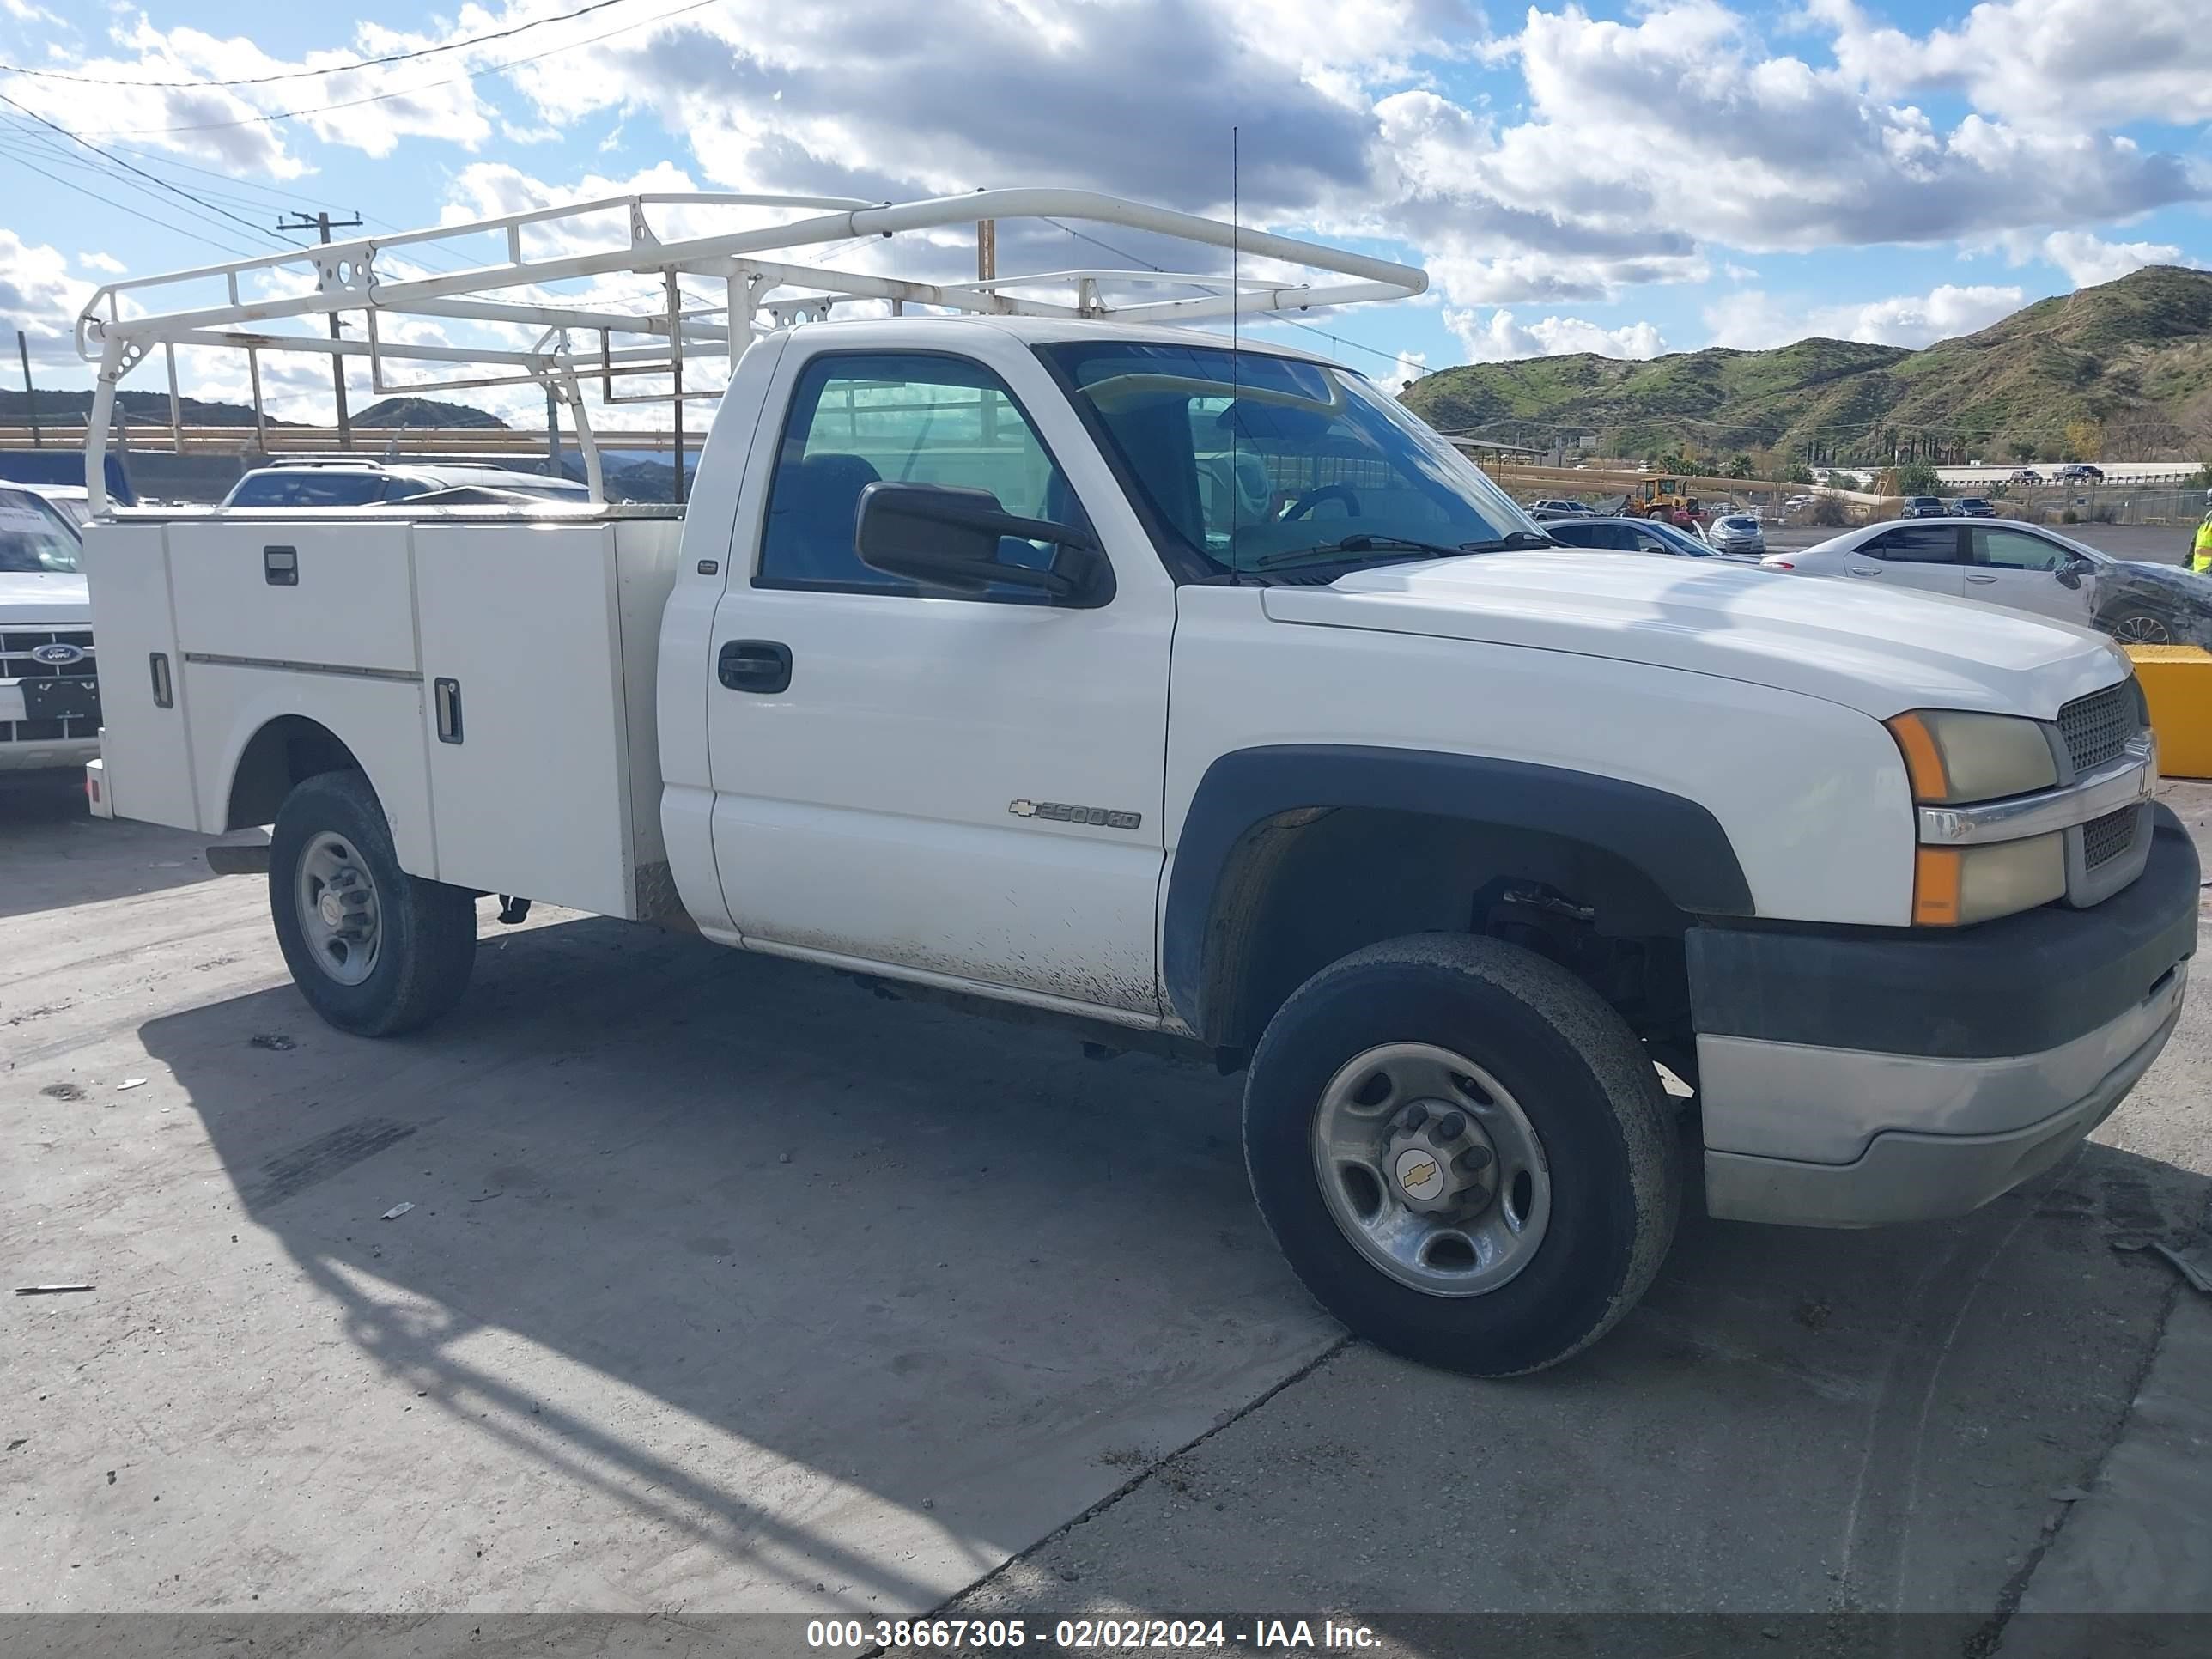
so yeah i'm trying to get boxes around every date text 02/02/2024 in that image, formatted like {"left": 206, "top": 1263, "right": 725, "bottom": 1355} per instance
{"left": 804, "top": 1617, "right": 1382, "bottom": 1650}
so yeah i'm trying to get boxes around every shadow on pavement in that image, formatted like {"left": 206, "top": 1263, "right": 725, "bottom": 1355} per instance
{"left": 0, "top": 770, "right": 263, "bottom": 922}
{"left": 135, "top": 913, "right": 2210, "bottom": 1615}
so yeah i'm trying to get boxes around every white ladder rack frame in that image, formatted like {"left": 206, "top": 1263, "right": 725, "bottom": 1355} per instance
{"left": 76, "top": 186, "right": 1426, "bottom": 511}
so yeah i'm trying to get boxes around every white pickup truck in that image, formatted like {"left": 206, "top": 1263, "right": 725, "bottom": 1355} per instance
{"left": 76, "top": 192, "right": 2198, "bottom": 1375}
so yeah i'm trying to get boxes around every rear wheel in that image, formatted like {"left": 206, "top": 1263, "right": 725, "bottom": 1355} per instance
{"left": 1243, "top": 933, "right": 1680, "bottom": 1376}
{"left": 269, "top": 770, "right": 477, "bottom": 1036}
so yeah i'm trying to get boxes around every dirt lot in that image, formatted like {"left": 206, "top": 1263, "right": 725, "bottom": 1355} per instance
{"left": 3, "top": 768, "right": 2209, "bottom": 1645}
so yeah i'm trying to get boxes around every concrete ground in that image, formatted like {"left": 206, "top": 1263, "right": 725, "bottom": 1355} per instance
{"left": 3, "top": 769, "right": 2209, "bottom": 1649}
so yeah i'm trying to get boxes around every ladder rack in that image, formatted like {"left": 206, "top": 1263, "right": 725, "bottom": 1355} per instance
{"left": 75, "top": 186, "right": 1426, "bottom": 510}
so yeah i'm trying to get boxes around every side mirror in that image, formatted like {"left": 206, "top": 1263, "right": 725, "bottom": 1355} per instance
{"left": 854, "top": 482, "right": 1109, "bottom": 605}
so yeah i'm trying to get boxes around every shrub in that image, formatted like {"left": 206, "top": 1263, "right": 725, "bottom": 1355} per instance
{"left": 1891, "top": 461, "right": 1942, "bottom": 497}
{"left": 1808, "top": 495, "right": 1849, "bottom": 527}
{"left": 2060, "top": 507, "right": 2081, "bottom": 524}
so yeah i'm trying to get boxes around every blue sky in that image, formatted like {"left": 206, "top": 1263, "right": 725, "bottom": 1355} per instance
{"left": 2, "top": 0, "right": 2207, "bottom": 418}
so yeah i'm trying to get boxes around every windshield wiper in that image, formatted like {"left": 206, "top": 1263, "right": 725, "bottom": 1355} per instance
{"left": 1247, "top": 533, "right": 1486, "bottom": 573}
{"left": 1455, "top": 531, "right": 1559, "bottom": 552}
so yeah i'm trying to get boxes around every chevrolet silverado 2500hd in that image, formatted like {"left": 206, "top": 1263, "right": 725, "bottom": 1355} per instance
{"left": 74, "top": 191, "right": 2197, "bottom": 1375}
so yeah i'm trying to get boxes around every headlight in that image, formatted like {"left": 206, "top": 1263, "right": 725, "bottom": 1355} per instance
{"left": 1887, "top": 710, "right": 2067, "bottom": 926}
{"left": 1909, "top": 835, "right": 2068, "bottom": 927}
{"left": 1885, "top": 709, "right": 2057, "bottom": 805}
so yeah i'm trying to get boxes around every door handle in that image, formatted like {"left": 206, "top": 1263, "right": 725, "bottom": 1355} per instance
{"left": 1966, "top": 574, "right": 1998, "bottom": 584}
{"left": 1846, "top": 564, "right": 1880, "bottom": 576}
{"left": 718, "top": 639, "right": 792, "bottom": 694}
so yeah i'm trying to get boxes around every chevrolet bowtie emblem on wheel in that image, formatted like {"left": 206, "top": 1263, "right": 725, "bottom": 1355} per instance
{"left": 31, "top": 642, "right": 86, "bottom": 665}
{"left": 1008, "top": 799, "right": 1142, "bottom": 830}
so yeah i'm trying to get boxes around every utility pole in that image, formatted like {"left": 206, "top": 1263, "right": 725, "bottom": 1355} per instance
{"left": 277, "top": 210, "right": 365, "bottom": 448}
{"left": 15, "top": 330, "right": 40, "bottom": 447}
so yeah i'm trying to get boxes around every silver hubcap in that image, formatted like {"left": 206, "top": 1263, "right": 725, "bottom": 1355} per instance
{"left": 295, "top": 830, "right": 381, "bottom": 987}
{"left": 1310, "top": 1042, "right": 1552, "bottom": 1297}
{"left": 2112, "top": 614, "right": 2170, "bottom": 644}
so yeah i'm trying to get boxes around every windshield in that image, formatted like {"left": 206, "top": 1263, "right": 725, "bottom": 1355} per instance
{"left": 226, "top": 471, "right": 399, "bottom": 507}
{"left": 1638, "top": 520, "right": 1715, "bottom": 556}
{"left": 0, "top": 488, "right": 82, "bottom": 574}
{"left": 1040, "top": 342, "right": 1539, "bottom": 576}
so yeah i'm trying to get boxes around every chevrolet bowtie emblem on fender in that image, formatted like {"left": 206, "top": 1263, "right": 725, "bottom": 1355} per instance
{"left": 1009, "top": 799, "right": 1143, "bottom": 831}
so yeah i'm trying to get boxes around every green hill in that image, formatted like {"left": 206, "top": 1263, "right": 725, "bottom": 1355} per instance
{"left": 354, "top": 397, "right": 507, "bottom": 428}
{"left": 1401, "top": 265, "right": 2212, "bottom": 465}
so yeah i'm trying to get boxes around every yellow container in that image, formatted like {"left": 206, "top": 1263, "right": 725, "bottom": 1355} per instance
{"left": 2125, "top": 644, "right": 2212, "bottom": 780}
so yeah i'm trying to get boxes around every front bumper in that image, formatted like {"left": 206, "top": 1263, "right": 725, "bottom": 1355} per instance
{"left": 0, "top": 673, "right": 103, "bottom": 773}
{"left": 1690, "top": 803, "right": 2199, "bottom": 1228}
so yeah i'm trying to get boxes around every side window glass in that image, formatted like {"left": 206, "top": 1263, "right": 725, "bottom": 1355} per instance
{"left": 757, "top": 352, "right": 1087, "bottom": 595}
{"left": 1863, "top": 526, "right": 1959, "bottom": 564}
{"left": 1974, "top": 529, "right": 2068, "bottom": 571}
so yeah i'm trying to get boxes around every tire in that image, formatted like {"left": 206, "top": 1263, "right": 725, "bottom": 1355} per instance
{"left": 1243, "top": 933, "right": 1680, "bottom": 1376}
{"left": 2100, "top": 609, "right": 2173, "bottom": 646}
{"left": 268, "top": 769, "right": 477, "bottom": 1036}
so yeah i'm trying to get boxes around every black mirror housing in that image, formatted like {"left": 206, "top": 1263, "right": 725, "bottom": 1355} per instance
{"left": 854, "top": 482, "right": 1109, "bottom": 605}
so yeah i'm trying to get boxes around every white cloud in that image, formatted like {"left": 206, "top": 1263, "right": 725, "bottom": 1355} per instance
{"left": 0, "top": 230, "right": 89, "bottom": 368}
{"left": 1814, "top": 0, "right": 2212, "bottom": 131}
{"left": 1446, "top": 306, "right": 1668, "bottom": 362}
{"left": 1704, "top": 282, "right": 2024, "bottom": 349}
{"left": 2033, "top": 230, "right": 2192, "bottom": 288}
{"left": 78, "top": 251, "right": 126, "bottom": 274}
{"left": 6, "top": 11, "right": 507, "bottom": 173}
{"left": 1460, "top": 2, "right": 2200, "bottom": 256}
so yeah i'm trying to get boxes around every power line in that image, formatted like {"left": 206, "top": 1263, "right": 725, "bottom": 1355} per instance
{"left": 0, "top": 90, "right": 298, "bottom": 248}
{"left": 1276, "top": 315, "right": 1424, "bottom": 374}
{"left": 2, "top": 146, "right": 263, "bottom": 258}
{"left": 0, "top": 119, "right": 301, "bottom": 256}
{"left": 0, "top": 0, "right": 655, "bottom": 88}
{"left": 77, "top": 0, "right": 728, "bottom": 137}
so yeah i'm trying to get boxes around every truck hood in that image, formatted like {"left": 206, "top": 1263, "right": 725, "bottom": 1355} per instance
{"left": 0, "top": 570, "right": 91, "bottom": 629}
{"left": 1261, "top": 550, "right": 2124, "bottom": 720}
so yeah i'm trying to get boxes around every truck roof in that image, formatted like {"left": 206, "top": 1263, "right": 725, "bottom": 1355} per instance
{"left": 773, "top": 312, "right": 1336, "bottom": 362}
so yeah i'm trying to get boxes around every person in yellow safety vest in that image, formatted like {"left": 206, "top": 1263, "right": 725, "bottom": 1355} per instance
{"left": 2194, "top": 509, "right": 2212, "bottom": 575}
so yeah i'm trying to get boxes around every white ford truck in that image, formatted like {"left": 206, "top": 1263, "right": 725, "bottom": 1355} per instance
{"left": 75, "top": 191, "right": 2197, "bottom": 1374}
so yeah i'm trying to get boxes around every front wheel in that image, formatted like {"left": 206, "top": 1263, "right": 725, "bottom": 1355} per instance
{"left": 1243, "top": 934, "right": 1680, "bottom": 1376}
{"left": 2102, "top": 610, "right": 2173, "bottom": 646}
{"left": 269, "top": 769, "right": 477, "bottom": 1036}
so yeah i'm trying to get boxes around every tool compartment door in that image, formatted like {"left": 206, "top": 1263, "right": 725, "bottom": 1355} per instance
{"left": 166, "top": 518, "right": 419, "bottom": 674}
{"left": 80, "top": 521, "right": 199, "bottom": 829}
{"left": 412, "top": 522, "right": 642, "bottom": 918}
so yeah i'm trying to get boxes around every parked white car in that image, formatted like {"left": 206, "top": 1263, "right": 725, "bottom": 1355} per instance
{"left": 1764, "top": 519, "right": 2212, "bottom": 645}
{"left": 0, "top": 483, "right": 99, "bottom": 773}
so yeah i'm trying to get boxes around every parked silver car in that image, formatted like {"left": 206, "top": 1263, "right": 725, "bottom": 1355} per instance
{"left": 1704, "top": 514, "right": 1766, "bottom": 556}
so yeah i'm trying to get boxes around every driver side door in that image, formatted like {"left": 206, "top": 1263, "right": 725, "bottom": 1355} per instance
{"left": 704, "top": 341, "right": 1173, "bottom": 1014}
{"left": 1965, "top": 526, "right": 2096, "bottom": 628}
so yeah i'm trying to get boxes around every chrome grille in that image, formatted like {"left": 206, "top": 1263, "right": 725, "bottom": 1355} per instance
{"left": 2081, "top": 806, "right": 2139, "bottom": 872}
{"left": 1, "top": 628, "right": 96, "bottom": 681}
{"left": 2, "top": 625, "right": 97, "bottom": 746}
{"left": 2057, "top": 684, "right": 2132, "bottom": 774}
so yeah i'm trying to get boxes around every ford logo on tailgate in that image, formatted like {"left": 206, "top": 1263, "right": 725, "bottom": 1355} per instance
{"left": 31, "top": 642, "right": 85, "bottom": 665}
